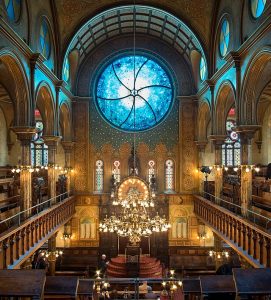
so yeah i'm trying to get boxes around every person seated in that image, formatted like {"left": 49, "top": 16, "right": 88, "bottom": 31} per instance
{"left": 139, "top": 281, "right": 151, "bottom": 294}
{"left": 145, "top": 286, "right": 158, "bottom": 299}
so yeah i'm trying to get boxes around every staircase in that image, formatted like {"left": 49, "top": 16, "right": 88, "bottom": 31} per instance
{"left": 107, "top": 256, "right": 163, "bottom": 278}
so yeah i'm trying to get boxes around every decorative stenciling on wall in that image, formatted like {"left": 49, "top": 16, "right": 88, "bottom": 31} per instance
{"left": 180, "top": 99, "right": 198, "bottom": 192}
{"left": 89, "top": 96, "right": 179, "bottom": 151}
{"left": 73, "top": 101, "right": 89, "bottom": 192}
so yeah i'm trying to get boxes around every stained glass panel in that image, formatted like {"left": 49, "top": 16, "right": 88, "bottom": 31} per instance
{"left": 251, "top": 0, "right": 266, "bottom": 18}
{"left": 39, "top": 18, "right": 51, "bottom": 59}
{"left": 113, "top": 160, "right": 121, "bottom": 183}
{"left": 222, "top": 118, "right": 241, "bottom": 166}
{"left": 219, "top": 19, "right": 230, "bottom": 57}
{"left": 148, "top": 160, "right": 155, "bottom": 184}
{"left": 4, "top": 0, "right": 21, "bottom": 22}
{"left": 165, "top": 159, "right": 174, "bottom": 191}
{"left": 63, "top": 57, "right": 70, "bottom": 82}
{"left": 96, "top": 54, "right": 173, "bottom": 132}
{"left": 200, "top": 56, "right": 207, "bottom": 81}
{"left": 96, "top": 160, "right": 104, "bottom": 192}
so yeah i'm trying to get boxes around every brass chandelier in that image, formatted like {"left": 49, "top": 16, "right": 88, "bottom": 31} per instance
{"left": 99, "top": 177, "right": 171, "bottom": 245}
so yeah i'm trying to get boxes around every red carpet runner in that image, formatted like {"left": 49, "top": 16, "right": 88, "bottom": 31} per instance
{"left": 107, "top": 256, "right": 163, "bottom": 278}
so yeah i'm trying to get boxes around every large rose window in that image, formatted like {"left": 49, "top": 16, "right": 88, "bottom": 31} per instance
{"left": 95, "top": 54, "right": 173, "bottom": 132}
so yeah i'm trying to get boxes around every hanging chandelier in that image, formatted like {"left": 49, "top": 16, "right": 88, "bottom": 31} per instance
{"left": 99, "top": 177, "right": 171, "bottom": 245}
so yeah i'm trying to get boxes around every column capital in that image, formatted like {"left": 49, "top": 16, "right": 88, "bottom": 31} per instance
{"left": 11, "top": 126, "right": 36, "bottom": 143}
{"left": 208, "top": 135, "right": 227, "bottom": 148}
{"left": 61, "top": 141, "right": 75, "bottom": 153}
{"left": 43, "top": 135, "right": 61, "bottom": 148}
{"left": 195, "top": 140, "right": 208, "bottom": 152}
{"left": 235, "top": 125, "right": 261, "bottom": 144}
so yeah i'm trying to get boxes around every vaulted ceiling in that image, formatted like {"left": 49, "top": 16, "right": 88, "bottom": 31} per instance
{"left": 55, "top": 0, "right": 217, "bottom": 52}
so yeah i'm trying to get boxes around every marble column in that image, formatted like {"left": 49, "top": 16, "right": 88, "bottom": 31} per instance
{"left": 61, "top": 141, "right": 74, "bottom": 192}
{"left": 43, "top": 136, "right": 60, "bottom": 202}
{"left": 12, "top": 127, "right": 36, "bottom": 218}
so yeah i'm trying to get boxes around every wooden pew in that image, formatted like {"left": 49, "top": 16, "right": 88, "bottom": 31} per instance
{"left": 0, "top": 269, "right": 46, "bottom": 299}
{"left": 44, "top": 276, "right": 79, "bottom": 299}
{"left": 182, "top": 278, "right": 201, "bottom": 300}
{"left": 233, "top": 268, "right": 271, "bottom": 298}
{"left": 200, "top": 275, "right": 235, "bottom": 299}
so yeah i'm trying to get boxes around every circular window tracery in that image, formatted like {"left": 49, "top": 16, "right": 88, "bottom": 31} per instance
{"left": 4, "top": 0, "right": 21, "bottom": 22}
{"left": 95, "top": 54, "right": 173, "bottom": 132}
{"left": 39, "top": 18, "right": 51, "bottom": 59}
{"left": 219, "top": 19, "right": 230, "bottom": 57}
{"left": 251, "top": 0, "right": 266, "bottom": 18}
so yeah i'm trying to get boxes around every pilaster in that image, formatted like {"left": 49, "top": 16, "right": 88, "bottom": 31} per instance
{"left": 43, "top": 136, "right": 61, "bottom": 201}
{"left": 12, "top": 127, "right": 36, "bottom": 217}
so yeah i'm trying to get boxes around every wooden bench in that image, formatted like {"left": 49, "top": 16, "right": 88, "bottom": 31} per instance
{"left": 0, "top": 269, "right": 46, "bottom": 299}
{"left": 44, "top": 276, "right": 79, "bottom": 299}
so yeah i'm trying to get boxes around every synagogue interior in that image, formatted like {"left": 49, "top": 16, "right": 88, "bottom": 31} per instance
{"left": 1, "top": 0, "right": 271, "bottom": 299}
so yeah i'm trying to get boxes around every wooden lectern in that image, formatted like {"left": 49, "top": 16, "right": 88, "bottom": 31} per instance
{"left": 125, "top": 246, "right": 141, "bottom": 277}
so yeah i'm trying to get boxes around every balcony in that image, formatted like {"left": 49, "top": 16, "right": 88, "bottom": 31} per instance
{"left": 194, "top": 194, "right": 271, "bottom": 268}
{"left": 0, "top": 192, "right": 76, "bottom": 269}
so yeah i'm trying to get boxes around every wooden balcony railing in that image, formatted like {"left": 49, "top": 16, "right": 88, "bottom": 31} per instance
{"left": 194, "top": 195, "right": 271, "bottom": 268}
{"left": 0, "top": 194, "right": 76, "bottom": 269}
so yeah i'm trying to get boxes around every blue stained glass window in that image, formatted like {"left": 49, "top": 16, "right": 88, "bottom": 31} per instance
{"left": 96, "top": 55, "right": 173, "bottom": 132}
{"left": 63, "top": 58, "right": 70, "bottom": 82}
{"left": 219, "top": 19, "right": 230, "bottom": 57}
{"left": 4, "top": 0, "right": 21, "bottom": 22}
{"left": 200, "top": 56, "right": 207, "bottom": 81}
{"left": 251, "top": 0, "right": 266, "bottom": 18}
{"left": 39, "top": 18, "right": 51, "bottom": 59}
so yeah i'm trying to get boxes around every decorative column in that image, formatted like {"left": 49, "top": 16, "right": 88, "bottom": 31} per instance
{"left": 43, "top": 136, "right": 60, "bottom": 202}
{"left": 195, "top": 141, "right": 207, "bottom": 193}
{"left": 237, "top": 126, "right": 260, "bottom": 217}
{"left": 61, "top": 141, "right": 74, "bottom": 192}
{"left": 209, "top": 136, "right": 226, "bottom": 204}
{"left": 12, "top": 127, "right": 36, "bottom": 218}
{"left": 47, "top": 233, "right": 57, "bottom": 276}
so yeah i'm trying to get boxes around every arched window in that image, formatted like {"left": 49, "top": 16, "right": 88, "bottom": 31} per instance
{"left": 222, "top": 115, "right": 241, "bottom": 166}
{"left": 219, "top": 19, "right": 230, "bottom": 57}
{"left": 63, "top": 57, "right": 70, "bottom": 83}
{"left": 95, "top": 160, "right": 104, "bottom": 192}
{"left": 113, "top": 160, "right": 120, "bottom": 183}
{"left": 31, "top": 117, "right": 48, "bottom": 166}
{"left": 199, "top": 56, "right": 207, "bottom": 81}
{"left": 39, "top": 18, "right": 51, "bottom": 59}
{"left": 4, "top": 0, "right": 21, "bottom": 22}
{"left": 148, "top": 160, "right": 155, "bottom": 184}
{"left": 165, "top": 159, "right": 174, "bottom": 191}
{"left": 251, "top": 0, "right": 266, "bottom": 18}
